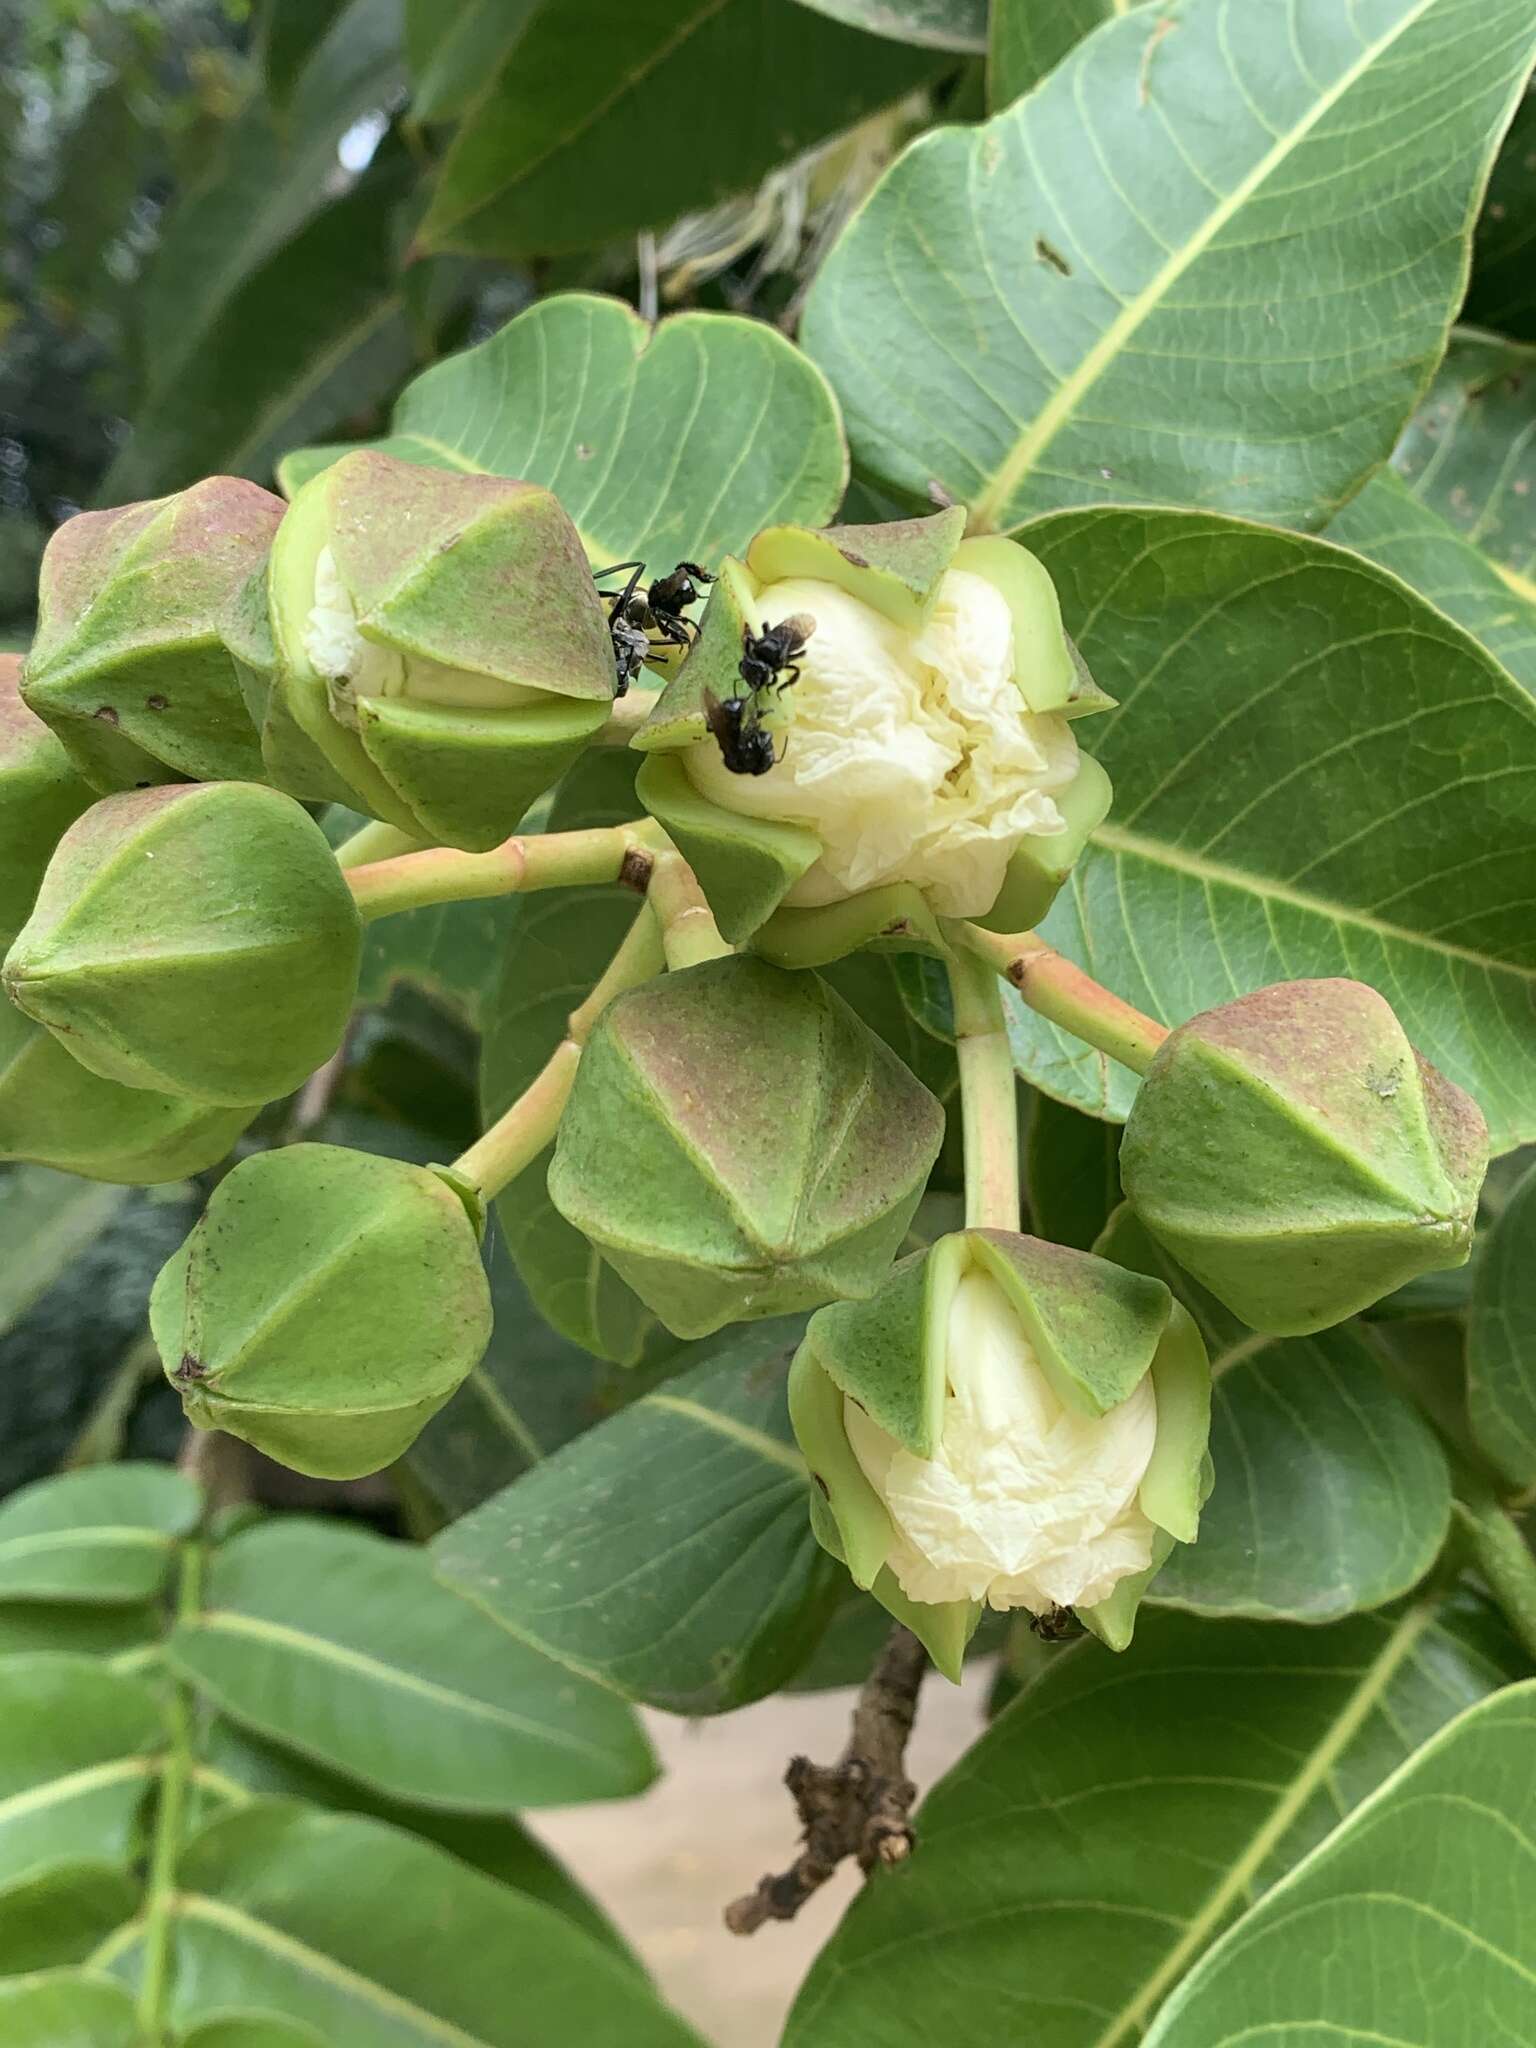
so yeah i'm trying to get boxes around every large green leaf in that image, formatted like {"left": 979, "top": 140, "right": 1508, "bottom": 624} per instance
{"left": 1142, "top": 1678, "right": 1536, "bottom": 2046}
{"left": 1464, "top": 85, "right": 1536, "bottom": 343}
{"left": 783, "top": 1595, "right": 1529, "bottom": 2048}
{"left": 1025, "top": 1093, "right": 1121, "bottom": 1250}
{"left": 1468, "top": 1158, "right": 1536, "bottom": 1488}
{"left": 802, "top": 0, "right": 1536, "bottom": 532}
{"left": 433, "top": 1324, "right": 842, "bottom": 1713}
{"left": 0, "top": 1464, "right": 198, "bottom": 1606}
{"left": 407, "top": 0, "right": 543, "bottom": 122}
{"left": 0, "top": 1972, "right": 139, "bottom": 2047}
{"left": 1003, "top": 508, "right": 1536, "bottom": 1154}
{"left": 165, "top": 1519, "right": 656, "bottom": 1811}
{"left": 1390, "top": 329, "right": 1536, "bottom": 608}
{"left": 0, "top": 1656, "right": 162, "bottom": 1889}
{"left": 789, "top": 0, "right": 986, "bottom": 52}
{"left": 415, "top": 1, "right": 945, "bottom": 257}
{"left": 0, "top": 1171, "right": 128, "bottom": 1335}
{"left": 96, "top": 1803, "right": 707, "bottom": 2046}
{"left": 987, "top": 0, "right": 1130, "bottom": 107}
{"left": 181, "top": 2019, "right": 327, "bottom": 2048}
{"left": 279, "top": 292, "right": 848, "bottom": 577}
{"left": 1325, "top": 469, "right": 1536, "bottom": 697}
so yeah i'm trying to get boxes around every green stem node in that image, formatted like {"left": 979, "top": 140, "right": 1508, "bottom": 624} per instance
{"left": 346, "top": 822, "right": 662, "bottom": 922}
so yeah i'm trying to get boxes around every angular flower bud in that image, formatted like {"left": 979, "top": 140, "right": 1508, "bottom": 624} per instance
{"left": 0, "top": 998, "right": 252, "bottom": 1182}
{"left": 21, "top": 478, "right": 284, "bottom": 791}
{"left": 266, "top": 451, "right": 616, "bottom": 849}
{"left": 0, "top": 655, "right": 94, "bottom": 952}
{"left": 790, "top": 1230, "right": 1211, "bottom": 1676}
{"left": 151, "top": 1144, "right": 493, "bottom": 1479}
{"left": 3, "top": 783, "right": 361, "bottom": 1107}
{"left": 547, "top": 955, "right": 945, "bottom": 1338}
{"left": 1119, "top": 978, "right": 1488, "bottom": 1336}
{"left": 633, "top": 511, "right": 1113, "bottom": 953}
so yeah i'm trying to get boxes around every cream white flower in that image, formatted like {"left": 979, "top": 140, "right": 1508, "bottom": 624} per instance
{"left": 845, "top": 1268, "right": 1159, "bottom": 1614}
{"left": 683, "top": 568, "right": 1083, "bottom": 918}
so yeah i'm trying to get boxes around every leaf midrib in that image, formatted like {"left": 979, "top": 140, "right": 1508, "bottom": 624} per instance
{"left": 970, "top": 0, "right": 1438, "bottom": 530}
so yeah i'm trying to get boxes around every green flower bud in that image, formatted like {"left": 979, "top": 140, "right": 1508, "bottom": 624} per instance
{"left": 266, "top": 451, "right": 616, "bottom": 849}
{"left": 0, "top": 654, "right": 94, "bottom": 953}
{"left": 789, "top": 1229, "right": 1211, "bottom": 1676}
{"left": 0, "top": 999, "right": 252, "bottom": 1182}
{"left": 21, "top": 477, "right": 284, "bottom": 791}
{"left": 152, "top": 1144, "right": 493, "bottom": 1479}
{"left": 1119, "top": 978, "right": 1488, "bottom": 1336}
{"left": 547, "top": 955, "right": 945, "bottom": 1338}
{"left": 3, "top": 783, "right": 361, "bottom": 1107}
{"left": 633, "top": 510, "right": 1113, "bottom": 952}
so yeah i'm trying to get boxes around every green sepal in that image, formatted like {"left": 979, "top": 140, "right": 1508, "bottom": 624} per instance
{"left": 752, "top": 883, "right": 950, "bottom": 968}
{"left": 151, "top": 1144, "right": 493, "bottom": 1480}
{"left": 353, "top": 691, "right": 608, "bottom": 853}
{"left": 1138, "top": 1300, "right": 1212, "bottom": 1544}
{"left": 1078, "top": 1526, "right": 1176, "bottom": 1653}
{"left": 745, "top": 505, "right": 966, "bottom": 631}
{"left": 790, "top": 1338, "right": 896, "bottom": 1590}
{"left": 0, "top": 999, "right": 254, "bottom": 1184}
{"left": 224, "top": 565, "right": 361, "bottom": 808}
{"left": 967, "top": 1228, "right": 1172, "bottom": 1418}
{"left": 632, "top": 557, "right": 760, "bottom": 752}
{"left": 634, "top": 753, "right": 820, "bottom": 943}
{"left": 872, "top": 1567, "right": 979, "bottom": 1683}
{"left": 4, "top": 783, "right": 362, "bottom": 1107}
{"left": 971, "top": 751, "right": 1114, "bottom": 936}
{"left": 429, "top": 1161, "right": 488, "bottom": 1240}
{"left": 951, "top": 535, "right": 1077, "bottom": 714}
{"left": 0, "top": 657, "right": 95, "bottom": 953}
{"left": 800, "top": 1237, "right": 960, "bottom": 1459}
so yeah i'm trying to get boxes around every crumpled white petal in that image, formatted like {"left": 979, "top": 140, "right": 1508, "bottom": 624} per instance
{"left": 845, "top": 1269, "right": 1158, "bottom": 1614}
{"left": 684, "top": 568, "right": 1083, "bottom": 917}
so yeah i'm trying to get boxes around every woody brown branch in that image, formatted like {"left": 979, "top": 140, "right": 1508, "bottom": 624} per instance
{"left": 724, "top": 1623, "right": 928, "bottom": 1935}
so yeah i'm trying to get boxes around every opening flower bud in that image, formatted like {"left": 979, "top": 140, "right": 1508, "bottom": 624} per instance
{"left": 3, "top": 783, "right": 362, "bottom": 1107}
{"left": 790, "top": 1230, "right": 1211, "bottom": 1675}
{"left": 21, "top": 477, "right": 284, "bottom": 791}
{"left": 0, "top": 655, "right": 94, "bottom": 954}
{"left": 0, "top": 999, "right": 253, "bottom": 1184}
{"left": 267, "top": 451, "right": 617, "bottom": 849}
{"left": 634, "top": 511, "right": 1113, "bottom": 953}
{"left": 1119, "top": 979, "right": 1489, "bottom": 1335}
{"left": 151, "top": 1144, "right": 493, "bottom": 1480}
{"left": 547, "top": 955, "right": 945, "bottom": 1338}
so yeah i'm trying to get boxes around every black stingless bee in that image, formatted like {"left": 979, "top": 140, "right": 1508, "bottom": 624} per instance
{"left": 702, "top": 687, "right": 778, "bottom": 777}
{"left": 739, "top": 613, "right": 813, "bottom": 696}
{"left": 595, "top": 559, "right": 715, "bottom": 696}
{"left": 1029, "top": 1605, "right": 1084, "bottom": 1642}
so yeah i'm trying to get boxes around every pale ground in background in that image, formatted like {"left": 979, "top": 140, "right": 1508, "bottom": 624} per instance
{"left": 531, "top": 1666, "right": 991, "bottom": 2048}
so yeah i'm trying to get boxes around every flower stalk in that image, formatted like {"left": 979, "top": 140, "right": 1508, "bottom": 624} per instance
{"left": 646, "top": 849, "right": 734, "bottom": 970}
{"left": 958, "top": 922, "right": 1168, "bottom": 1075}
{"left": 946, "top": 947, "right": 1021, "bottom": 1232}
{"left": 345, "top": 822, "right": 662, "bottom": 922}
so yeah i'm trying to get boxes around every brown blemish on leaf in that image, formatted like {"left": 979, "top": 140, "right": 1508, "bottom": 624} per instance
{"left": 93, "top": 705, "right": 119, "bottom": 725}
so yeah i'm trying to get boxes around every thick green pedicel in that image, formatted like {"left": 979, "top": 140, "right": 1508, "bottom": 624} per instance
{"left": 265, "top": 450, "right": 615, "bottom": 849}
{"left": 789, "top": 1229, "right": 1212, "bottom": 1675}
{"left": 548, "top": 955, "right": 945, "bottom": 1338}
{"left": 3, "top": 782, "right": 362, "bottom": 1107}
{"left": 21, "top": 477, "right": 284, "bottom": 790}
{"left": 1120, "top": 979, "right": 1488, "bottom": 1336}
{"left": 0, "top": 1000, "right": 253, "bottom": 1184}
{"left": 152, "top": 1144, "right": 493, "bottom": 1479}
{"left": 0, "top": 655, "right": 95, "bottom": 953}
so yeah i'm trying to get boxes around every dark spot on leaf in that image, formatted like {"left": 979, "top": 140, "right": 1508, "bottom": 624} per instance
{"left": 576, "top": 443, "right": 594, "bottom": 460}
{"left": 1034, "top": 236, "right": 1072, "bottom": 277}
{"left": 93, "top": 705, "right": 119, "bottom": 725}
{"left": 813, "top": 1473, "right": 830, "bottom": 1497}
{"left": 176, "top": 1353, "right": 206, "bottom": 1383}
{"left": 146, "top": 694, "right": 169, "bottom": 711}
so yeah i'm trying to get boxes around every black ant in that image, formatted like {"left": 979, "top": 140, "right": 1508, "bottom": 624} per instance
{"left": 700, "top": 612, "right": 817, "bottom": 777}
{"left": 739, "top": 614, "right": 812, "bottom": 696}
{"left": 595, "top": 559, "right": 714, "bottom": 697}
{"left": 1029, "top": 1605, "right": 1084, "bottom": 1642}
{"left": 702, "top": 688, "right": 778, "bottom": 777}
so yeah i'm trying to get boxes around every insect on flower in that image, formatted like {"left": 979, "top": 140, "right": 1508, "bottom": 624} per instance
{"left": 596, "top": 560, "right": 715, "bottom": 697}
{"left": 739, "top": 613, "right": 813, "bottom": 696}
{"left": 702, "top": 687, "right": 779, "bottom": 776}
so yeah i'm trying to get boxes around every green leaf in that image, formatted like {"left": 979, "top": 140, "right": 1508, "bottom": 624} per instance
{"left": 259, "top": 0, "right": 351, "bottom": 106}
{"left": 788, "top": 0, "right": 986, "bottom": 53}
{"left": 0, "top": 1170, "right": 128, "bottom": 1335}
{"left": 165, "top": 1519, "right": 656, "bottom": 1812}
{"left": 0, "top": 1971, "right": 139, "bottom": 2047}
{"left": 1325, "top": 469, "right": 1536, "bottom": 697}
{"left": 407, "top": 0, "right": 543, "bottom": 123}
{"left": 180, "top": 2019, "right": 328, "bottom": 2048}
{"left": 433, "top": 1323, "right": 843, "bottom": 1713}
{"left": 784, "top": 1595, "right": 1529, "bottom": 2048}
{"left": 802, "top": 0, "right": 1536, "bottom": 532}
{"left": 988, "top": 0, "right": 1129, "bottom": 107}
{"left": 200, "top": 1720, "right": 629, "bottom": 1960}
{"left": 416, "top": 2, "right": 945, "bottom": 257}
{"left": 1005, "top": 508, "right": 1536, "bottom": 1154}
{"left": 0, "top": 1863, "right": 139, "bottom": 1977}
{"left": 1142, "top": 1678, "right": 1536, "bottom": 2046}
{"left": 1390, "top": 329, "right": 1536, "bottom": 610}
{"left": 1468, "top": 1158, "right": 1536, "bottom": 1487}
{"left": 108, "top": 1803, "right": 704, "bottom": 2046}
{"left": 0, "top": 1656, "right": 163, "bottom": 1889}
{"left": 279, "top": 292, "right": 848, "bottom": 577}
{"left": 0, "top": 1605, "right": 159, "bottom": 1662}
{"left": 1464, "top": 84, "right": 1536, "bottom": 342}
{"left": 0, "top": 1464, "right": 199, "bottom": 1606}
{"left": 480, "top": 752, "right": 674, "bottom": 1365}
{"left": 1026, "top": 1093, "right": 1121, "bottom": 1250}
